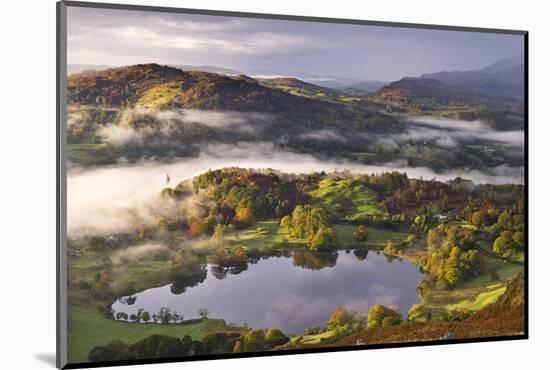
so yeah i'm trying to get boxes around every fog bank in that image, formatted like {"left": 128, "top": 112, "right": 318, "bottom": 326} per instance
{"left": 68, "top": 142, "right": 524, "bottom": 236}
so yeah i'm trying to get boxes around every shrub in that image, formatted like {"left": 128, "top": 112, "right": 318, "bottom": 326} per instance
{"left": 265, "top": 329, "right": 290, "bottom": 347}
{"left": 367, "top": 304, "right": 402, "bottom": 329}
{"left": 352, "top": 225, "right": 368, "bottom": 241}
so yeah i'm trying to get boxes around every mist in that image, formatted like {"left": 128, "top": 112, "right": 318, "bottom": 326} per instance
{"left": 111, "top": 243, "right": 175, "bottom": 264}
{"left": 93, "top": 107, "right": 276, "bottom": 147}
{"left": 298, "top": 129, "right": 347, "bottom": 142}
{"left": 375, "top": 116, "right": 525, "bottom": 149}
{"left": 68, "top": 141, "right": 524, "bottom": 236}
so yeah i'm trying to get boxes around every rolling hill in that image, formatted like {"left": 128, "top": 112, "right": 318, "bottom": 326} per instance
{"left": 366, "top": 77, "right": 490, "bottom": 110}
{"left": 67, "top": 63, "right": 336, "bottom": 113}
{"left": 368, "top": 55, "right": 524, "bottom": 112}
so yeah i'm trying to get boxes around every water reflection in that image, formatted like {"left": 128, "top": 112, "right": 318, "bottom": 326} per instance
{"left": 292, "top": 250, "right": 338, "bottom": 270}
{"left": 112, "top": 250, "right": 423, "bottom": 334}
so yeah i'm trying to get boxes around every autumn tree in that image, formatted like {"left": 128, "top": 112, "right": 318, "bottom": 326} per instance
{"left": 512, "top": 231, "right": 525, "bottom": 249}
{"left": 189, "top": 220, "right": 207, "bottom": 238}
{"left": 326, "top": 307, "right": 354, "bottom": 330}
{"left": 239, "top": 330, "right": 268, "bottom": 352}
{"left": 264, "top": 329, "right": 289, "bottom": 347}
{"left": 309, "top": 226, "right": 335, "bottom": 251}
{"left": 280, "top": 205, "right": 335, "bottom": 251}
{"left": 384, "top": 240, "right": 401, "bottom": 255}
{"left": 493, "top": 230, "right": 515, "bottom": 258}
{"left": 352, "top": 225, "right": 369, "bottom": 241}
{"left": 471, "top": 211, "right": 484, "bottom": 228}
{"left": 498, "top": 210, "right": 512, "bottom": 229}
{"left": 232, "top": 207, "right": 255, "bottom": 229}
{"left": 367, "top": 304, "right": 402, "bottom": 329}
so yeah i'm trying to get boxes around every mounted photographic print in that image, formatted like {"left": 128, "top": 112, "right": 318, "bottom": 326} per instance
{"left": 56, "top": 1, "right": 528, "bottom": 368}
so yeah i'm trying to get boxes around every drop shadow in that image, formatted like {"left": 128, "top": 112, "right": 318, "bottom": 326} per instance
{"left": 34, "top": 353, "right": 56, "bottom": 367}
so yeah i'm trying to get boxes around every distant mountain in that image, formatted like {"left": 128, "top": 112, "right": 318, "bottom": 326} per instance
{"left": 67, "top": 64, "right": 113, "bottom": 75}
{"left": 478, "top": 54, "right": 523, "bottom": 73}
{"left": 339, "top": 81, "right": 388, "bottom": 95}
{"left": 420, "top": 55, "right": 524, "bottom": 99}
{"left": 367, "top": 77, "right": 490, "bottom": 109}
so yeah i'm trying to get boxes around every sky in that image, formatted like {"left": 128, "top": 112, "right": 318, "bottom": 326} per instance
{"left": 67, "top": 6, "right": 524, "bottom": 81}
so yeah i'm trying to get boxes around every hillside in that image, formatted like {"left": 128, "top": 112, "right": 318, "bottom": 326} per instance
{"left": 285, "top": 272, "right": 524, "bottom": 349}
{"left": 368, "top": 55, "right": 525, "bottom": 113}
{"left": 66, "top": 63, "right": 523, "bottom": 169}
{"left": 256, "top": 76, "right": 357, "bottom": 104}
{"left": 68, "top": 63, "right": 337, "bottom": 113}
{"left": 259, "top": 77, "right": 334, "bottom": 93}
{"left": 367, "top": 77, "right": 490, "bottom": 110}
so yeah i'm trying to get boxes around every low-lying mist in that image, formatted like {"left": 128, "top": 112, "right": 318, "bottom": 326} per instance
{"left": 382, "top": 116, "right": 524, "bottom": 149}
{"left": 67, "top": 141, "right": 524, "bottom": 237}
{"left": 99, "top": 107, "right": 274, "bottom": 146}
{"left": 111, "top": 243, "right": 176, "bottom": 264}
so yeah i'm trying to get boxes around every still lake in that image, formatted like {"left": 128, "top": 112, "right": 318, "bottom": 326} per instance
{"left": 111, "top": 250, "right": 424, "bottom": 334}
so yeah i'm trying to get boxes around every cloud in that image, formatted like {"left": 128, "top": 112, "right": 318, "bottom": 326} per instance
{"left": 67, "top": 7, "right": 327, "bottom": 67}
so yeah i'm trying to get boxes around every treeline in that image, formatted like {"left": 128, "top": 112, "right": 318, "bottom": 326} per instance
{"left": 88, "top": 328, "right": 290, "bottom": 362}
{"left": 88, "top": 333, "right": 239, "bottom": 362}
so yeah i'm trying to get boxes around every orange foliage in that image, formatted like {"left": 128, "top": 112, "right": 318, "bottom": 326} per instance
{"left": 232, "top": 207, "right": 255, "bottom": 229}
{"left": 188, "top": 220, "right": 207, "bottom": 238}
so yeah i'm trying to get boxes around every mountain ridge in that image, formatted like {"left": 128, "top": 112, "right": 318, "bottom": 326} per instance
{"left": 67, "top": 63, "right": 338, "bottom": 113}
{"left": 420, "top": 55, "right": 524, "bottom": 99}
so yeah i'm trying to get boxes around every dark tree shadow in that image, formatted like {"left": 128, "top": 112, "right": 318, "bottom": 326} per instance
{"left": 34, "top": 353, "right": 56, "bottom": 367}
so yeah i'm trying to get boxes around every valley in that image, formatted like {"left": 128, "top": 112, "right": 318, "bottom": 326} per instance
{"left": 65, "top": 54, "right": 525, "bottom": 364}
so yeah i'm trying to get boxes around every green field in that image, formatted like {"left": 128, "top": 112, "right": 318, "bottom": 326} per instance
{"left": 200, "top": 221, "right": 410, "bottom": 251}
{"left": 67, "top": 143, "right": 107, "bottom": 163}
{"left": 420, "top": 256, "right": 523, "bottom": 311}
{"left": 297, "top": 330, "right": 336, "bottom": 344}
{"left": 224, "top": 221, "right": 303, "bottom": 248}
{"left": 68, "top": 302, "right": 231, "bottom": 363}
{"left": 309, "top": 178, "right": 386, "bottom": 221}
{"left": 69, "top": 252, "right": 174, "bottom": 295}
{"left": 445, "top": 284, "right": 506, "bottom": 311}
{"left": 137, "top": 82, "right": 181, "bottom": 108}
{"left": 191, "top": 221, "right": 306, "bottom": 253}
{"left": 68, "top": 247, "right": 240, "bottom": 363}
{"left": 67, "top": 208, "right": 524, "bottom": 361}
{"left": 333, "top": 224, "right": 410, "bottom": 248}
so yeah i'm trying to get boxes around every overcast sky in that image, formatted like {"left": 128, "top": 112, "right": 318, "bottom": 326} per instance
{"left": 67, "top": 6, "right": 524, "bottom": 81}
